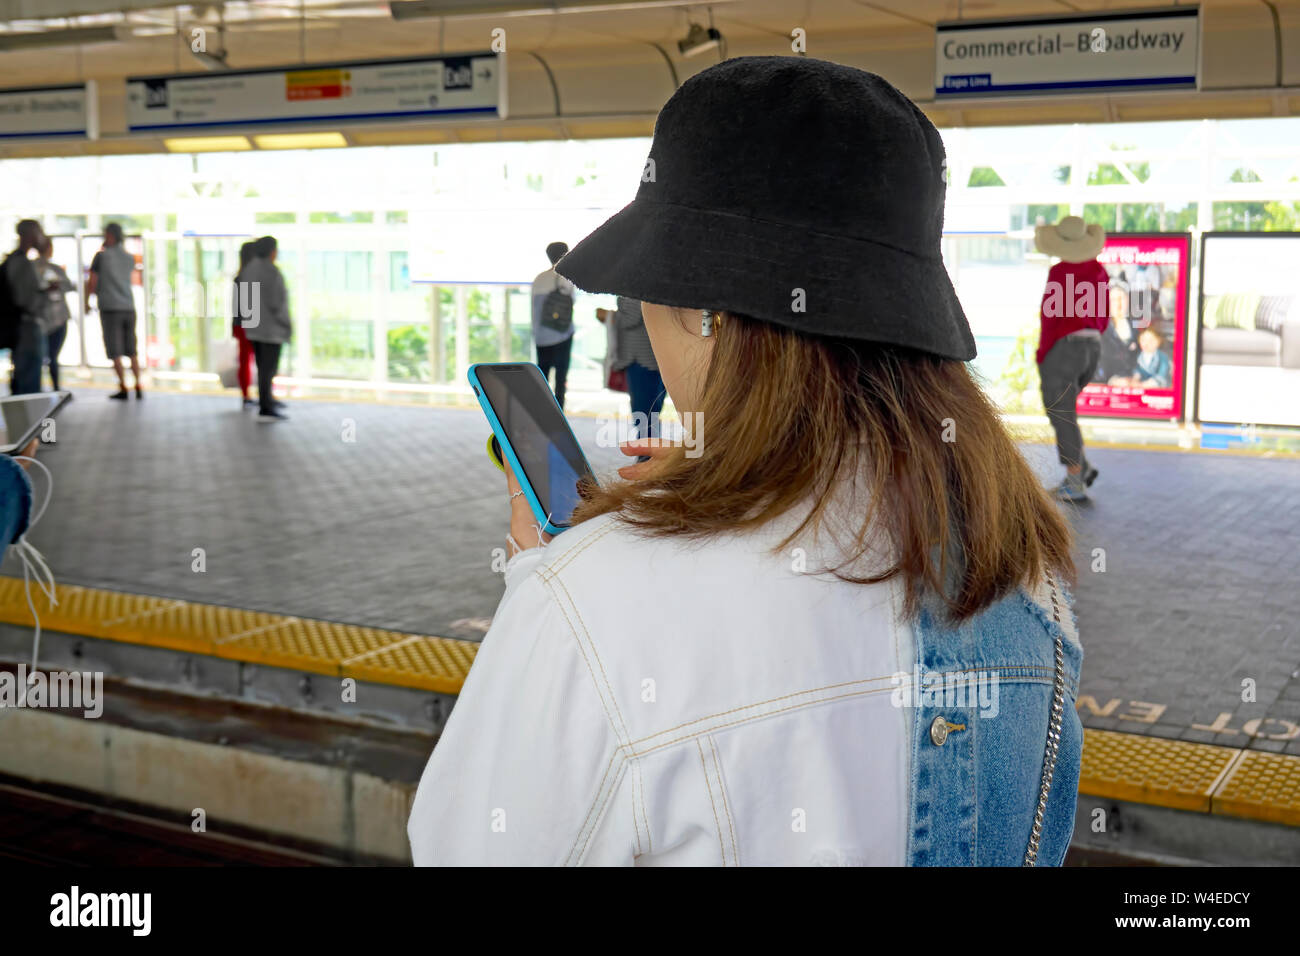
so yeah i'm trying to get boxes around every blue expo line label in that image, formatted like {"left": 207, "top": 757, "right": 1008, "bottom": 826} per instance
{"left": 941, "top": 74, "right": 993, "bottom": 91}
{"left": 937, "top": 75, "right": 1195, "bottom": 96}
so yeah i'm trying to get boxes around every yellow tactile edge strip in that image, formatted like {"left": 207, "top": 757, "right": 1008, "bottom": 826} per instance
{"left": 1, "top": 577, "right": 1298, "bottom": 828}
{"left": 1079, "top": 728, "right": 1300, "bottom": 827}
{"left": 0, "top": 576, "right": 476, "bottom": 695}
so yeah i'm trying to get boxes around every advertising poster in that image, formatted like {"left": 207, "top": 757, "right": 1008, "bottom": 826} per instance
{"left": 1078, "top": 233, "right": 1190, "bottom": 420}
{"left": 1196, "top": 232, "right": 1300, "bottom": 428}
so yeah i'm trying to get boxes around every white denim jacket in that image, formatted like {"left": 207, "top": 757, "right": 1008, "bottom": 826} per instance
{"left": 407, "top": 504, "right": 1080, "bottom": 866}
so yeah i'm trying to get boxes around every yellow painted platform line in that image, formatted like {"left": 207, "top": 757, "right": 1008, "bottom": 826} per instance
{"left": 0, "top": 577, "right": 477, "bottom": 695}
{"left": 1080, "top": 729, "right": 1300, "bottom": 828}
{"left": 3, "top": 577, "right": 1299, "bottom": 826}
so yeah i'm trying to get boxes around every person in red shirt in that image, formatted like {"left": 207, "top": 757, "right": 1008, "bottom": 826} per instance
{"left": 231, "top": 241, "right": 257, "bottom": 407}
{"left": 1034, "top": 216, "right": 1108, "bottom": 502}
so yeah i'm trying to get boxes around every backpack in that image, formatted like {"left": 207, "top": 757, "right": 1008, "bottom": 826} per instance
{"left": 540, "top": 285, "right": 574, "bottom": 334}
{"left": 0, "top": 254, "right": 21, "bottom": 351}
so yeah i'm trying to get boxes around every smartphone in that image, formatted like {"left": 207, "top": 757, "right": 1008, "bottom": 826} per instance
{"left": 468, "top": 363, "right": 596, "bottom": 535}
{"left": 0, "top": 391, "right": 71, "bottom": 455}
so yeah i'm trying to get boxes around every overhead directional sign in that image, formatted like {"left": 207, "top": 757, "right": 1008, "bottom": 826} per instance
{"left": 936, "top": 7, "right": 1199, "bottom": 97}
{"left": 126, "top": 52, "right": 505, "bottom": 133}
{"left": 0, "top": 83, "right": 98, "bottom": 140}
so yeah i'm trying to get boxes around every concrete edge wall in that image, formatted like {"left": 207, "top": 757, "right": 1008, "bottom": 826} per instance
{"left": 0, "top": 706, "right": 416, "bottom": 862}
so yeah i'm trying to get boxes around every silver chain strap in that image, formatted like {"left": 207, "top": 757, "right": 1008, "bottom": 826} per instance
{"left": 1023, "top": 571, "right": 1067, "bottom": 867}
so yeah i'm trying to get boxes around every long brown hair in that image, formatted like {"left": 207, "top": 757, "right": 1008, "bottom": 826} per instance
{"left": 572, "top": 310, "right": 1074, "bottom": 622}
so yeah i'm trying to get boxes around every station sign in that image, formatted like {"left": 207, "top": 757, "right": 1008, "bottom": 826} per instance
{"left": 125, "top": 52, "right": 504, "bottom": 133}
{"left": 0, "top": 83, "right": 98, "bottom": 140}
{"left": 935, "top": 7, "right": 1199, "bottom": 97}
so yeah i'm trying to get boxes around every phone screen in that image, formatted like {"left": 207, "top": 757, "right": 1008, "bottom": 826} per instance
{"left": 0, "top": 392, "right": 67, "bottom": 454}
{"left": 474, "top": 364, "right": 594, "bottom": 528}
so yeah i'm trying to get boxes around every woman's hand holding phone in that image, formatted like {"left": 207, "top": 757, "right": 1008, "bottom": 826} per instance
{"left": 502, "top": 438, "right": 678, "bottom": 551}
{"left": 503, "top": 456, "right": 553, "bottom": 556}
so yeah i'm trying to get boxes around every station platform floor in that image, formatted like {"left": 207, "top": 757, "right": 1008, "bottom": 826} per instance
{"left": 2, "top": 384, "right": 1299, "bottom": 850}
{"left": 5, "top": 385, "right": 1299, "bottom": 748}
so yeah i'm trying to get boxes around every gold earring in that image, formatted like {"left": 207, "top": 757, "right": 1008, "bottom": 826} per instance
{"left": 701, "top": 310, "right": 720, "bottom": 337}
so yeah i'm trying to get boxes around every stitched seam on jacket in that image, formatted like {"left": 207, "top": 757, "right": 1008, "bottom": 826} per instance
{"left": 554, "top": 573, "right": 650, "bottom": 857}
{"left": 697, "top": 739, "right": 728, "bottom": 866}
{"left": 566, "top": 749, "right": 619, "bottom": 866}
{"left": 709, "top": 735, "right": 740, "bottom": 866}
{"left": 630, "top": 758, "right": 643, "bottom": 857}
{"left": 532, "top": 524, "right": 637, "bottom": 863}
{"left": 636, "top": 759, "right": 653, "bottom": 855}
{"left": 538, "top": 575, "right": 632, "bottom": 864}
{"left": 627, "top": 675, "right": 901, "bottom": 747}
{"left": 574, "top": 756, "right": 628, "bottom": 866}
{"left": 538, "top": 520, "right": 621, "bottom": 578}
{"left": 625, "top": 686, "right": 898, "bottom": 759}
{"left": 624, "top": 665, "right": 1058, "bottom": 749}
{"left": 553, "top": 575, "right": 634, "bottom": 744}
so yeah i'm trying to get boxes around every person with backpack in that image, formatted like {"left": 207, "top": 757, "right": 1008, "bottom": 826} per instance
{"left": 1, "top": 220, "right": 51, "bottom": 395}
{"left": 530, "top": 241, "right": 575, "bottom": 410}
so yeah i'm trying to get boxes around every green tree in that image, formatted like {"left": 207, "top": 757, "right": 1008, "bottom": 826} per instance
{"left": 996, "top": 324, "right": 1044, "bottom": 415}
{"left": 388, "top": 324, "right": 430, "bottom": 382}
{"left": 967, "top": 166, "right": 1005, "bottom": 187}
{"left": 1061, "top": 151, "right": 1199, "bottom": 232}
{"left": 1213, "top": 169, "right": 1300, "bottom": 230}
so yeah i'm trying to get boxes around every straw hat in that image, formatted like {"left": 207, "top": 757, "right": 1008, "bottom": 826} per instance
{"left": 1034, "top": 216, "right": 1105, "bottom": 263}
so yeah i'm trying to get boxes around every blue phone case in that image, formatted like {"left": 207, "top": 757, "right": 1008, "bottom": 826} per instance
{"left": 468, "top": 362, "right": 595, "bottom": 536}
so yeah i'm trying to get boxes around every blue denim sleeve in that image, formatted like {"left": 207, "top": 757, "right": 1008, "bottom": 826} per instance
{"left": 0, "top": 455, "right": 34, "bottom": 554}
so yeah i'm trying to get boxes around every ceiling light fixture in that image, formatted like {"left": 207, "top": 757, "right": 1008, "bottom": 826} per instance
{"left": 253, "top": 131, "right": 349, "bottom": 150}
{"left": 0, "top": 25, "right": 122, "bottom": 52}
{"left": 164, "top": 135, "right": 252, "bottom": 152}
{"left": 390, "top": 0, "right": 733, "bottom": 21}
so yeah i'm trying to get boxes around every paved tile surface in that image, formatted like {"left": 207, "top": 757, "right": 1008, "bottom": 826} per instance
{"left": 6, "top": 388, "right": 1300, "bottom": 754}
{"left": 1021, "top": 442, "right": 1300, "bottom": 756}
{"left": 5, "top": 389, "right": 625, "bottom": 644}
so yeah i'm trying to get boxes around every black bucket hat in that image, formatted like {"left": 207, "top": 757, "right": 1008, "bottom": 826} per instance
{"left": 556, "top": 56, "right": 975, "bottom": 361}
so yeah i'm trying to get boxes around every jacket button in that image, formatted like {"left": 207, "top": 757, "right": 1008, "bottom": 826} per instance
{"left": 930, "top": 716, "right": 951, "bottom": 746}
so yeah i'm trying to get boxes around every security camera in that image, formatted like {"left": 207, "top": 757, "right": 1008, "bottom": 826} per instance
{"left": 678, "top": 23, "right": 722, "bottom": 58}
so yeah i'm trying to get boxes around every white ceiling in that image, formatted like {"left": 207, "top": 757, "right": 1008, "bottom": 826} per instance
{"left": 0, "top": 0, "right": 1262, "bottom": 77}
{"left": 0, "top": 0, "right": 1296, "bottom": 155}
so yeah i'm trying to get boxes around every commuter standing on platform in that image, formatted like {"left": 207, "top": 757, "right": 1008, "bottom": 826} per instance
{"left": 531, "top": 241, "right": 576, "bottom": 410}
{"left": 1034, "top": 216, "right": 1108, "bottom": 503}
{"left": 241, "top": 236, "right": 292, "bottom": 424}
{"left": 35, "top": 236, "right": 74, "bottom": 392}
{"left": 596, "top": 296, "right": 664, "bottom": 454}
{"left": 87, "top": 223, "right": 143, "bottom": 400}
{"left": 2, "top": 220, "right": 50, "bottom": 395}
{"left": 410, "top": 57, "right": 1083, "bottom": 867}
{"left": 232, "top": 241, "right": 258, "bottom": 408}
